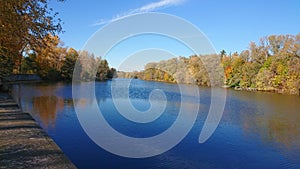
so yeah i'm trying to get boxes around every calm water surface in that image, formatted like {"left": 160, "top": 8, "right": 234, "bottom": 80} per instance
{"left": 12, "top": 79, "right": 300, "bottom": 169}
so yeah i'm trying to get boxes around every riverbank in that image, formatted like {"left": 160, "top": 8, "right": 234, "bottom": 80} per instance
{"left": 136, "top": 79, "right": 300, "bottom": 96}
{"left": 229, "top": 86, "right": 300, "bottom": 95}
{"left": 0, "top": 92, "right": 76, "bottom": 169}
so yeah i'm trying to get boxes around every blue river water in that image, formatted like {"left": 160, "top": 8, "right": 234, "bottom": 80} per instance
{"left": 12, "top": 79, "right": 300, "bottom": 169}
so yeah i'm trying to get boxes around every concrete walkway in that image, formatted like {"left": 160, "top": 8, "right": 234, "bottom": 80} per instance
{"left": 0, "top": 93, "right": 76, "bottom": 169}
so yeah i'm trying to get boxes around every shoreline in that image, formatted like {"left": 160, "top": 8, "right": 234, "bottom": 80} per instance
{"left": 0, "top": 92, "right": 76, "bottom": 169}
{"left": 229, "top": 86, "right": 300, "bottom": 96}
{"left": 131, "top": 78, "right": 300, "bottom": 96}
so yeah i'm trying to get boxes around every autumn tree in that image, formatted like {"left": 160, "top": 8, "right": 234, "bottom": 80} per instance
{"left": 96, "top": 59, "right": 109, "bottom": 81}
{"left": 136, "top": 33, "right": 299, "bottom": 95}
{"left": 78, "top": 51, "right": 97, "bottom": 81}
{"left": 33, "top": 35, "right": 66, "bottom": 80}
{"left": 61, "top": 48, "right": 80, "bottom": 81}
{"left": 0, "top": 0, "right": 63, "bottom": 77}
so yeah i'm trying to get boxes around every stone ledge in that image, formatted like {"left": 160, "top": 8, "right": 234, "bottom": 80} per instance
{"left": 0, "top": 93, "right": 76, "bottom": 169}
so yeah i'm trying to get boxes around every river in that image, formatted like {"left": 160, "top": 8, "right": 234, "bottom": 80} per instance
{"left": 12, "top": 79, "right": 300, "bottom": 169}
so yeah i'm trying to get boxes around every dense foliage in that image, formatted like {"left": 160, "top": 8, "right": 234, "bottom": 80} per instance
{"left": 0, "top": 0, "right": 63, "bottom": 76}
{"left": 223, "top": 34, "right": 300, "bottom": 95}
{"left": 121, "top": 34, "right": 300, "bottom": 95}
{"left": 0, "top": 0, "right": 115, "bottom": 82}
{"left": 20, "top": 35, "right": 116, "bottom": 81}
{"left": 122, "top": 55, "right": 223, "bottom": 87}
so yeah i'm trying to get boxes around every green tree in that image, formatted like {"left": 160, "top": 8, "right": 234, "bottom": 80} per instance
{"left": 21, "top": 53, "right": 39, "bottom": 74}
{"left": 220, "top": 49, "right": 226, "bottom": 59}
{"left": 96, "top": 59, "right": 110, "bottom": 81}
{"left": 107, "top": 68, "right": 117, "bottom": 79}
{"left": 0, "top": 53, "right": 13, "bottom": 77}
{"left": 61, "top": 48, "right": 79, "bottom": 81}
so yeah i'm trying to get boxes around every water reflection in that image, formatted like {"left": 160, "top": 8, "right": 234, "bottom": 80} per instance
{"left": 64, "top": 98, "right": 74, "bottom": 107}
{"left": 236, "top": 91, "right": 300, "bottom": 152}
{"left": 242, "top": 106, "right": 300, "bottom": 150}
{"left": 32, "top": 96, "right": 64, "bottom": 128}
{"left": 266, "top": 111, "right": 300, "bottom": 149}
{"left": 12, "top": 83, "right": 77, "bottom": 129}
{"left": 11, "top": 80, "right": 300, "bottom": 168}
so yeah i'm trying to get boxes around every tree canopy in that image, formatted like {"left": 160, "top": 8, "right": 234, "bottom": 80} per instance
{"left": 122, "top": 33, "right": 300, "bottom": 95}
{"left": 0, "top": 0, "right": 63, "bottom": 77}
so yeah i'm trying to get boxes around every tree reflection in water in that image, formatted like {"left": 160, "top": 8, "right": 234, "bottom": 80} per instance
{"left": 32, "top": 96, "right": 64, "bottom": 129}
{"left": 240, "top": 93, "right": 300, "bottom": 152}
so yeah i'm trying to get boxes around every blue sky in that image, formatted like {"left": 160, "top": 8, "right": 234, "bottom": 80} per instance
{"left": 49, "top": 0, "right": 300, "bottom": 70}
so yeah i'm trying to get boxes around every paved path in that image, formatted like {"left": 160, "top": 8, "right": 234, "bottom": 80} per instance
{"left": 0, "top": 93, "right": 76, "bottom": 169}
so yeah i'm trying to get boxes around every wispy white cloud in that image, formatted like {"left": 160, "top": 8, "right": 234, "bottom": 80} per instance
{"left": 132, "top": 0, "right": 185, "bottom": 13}
{"left": 92, "top": 0, "right": 186, "bottom": 26}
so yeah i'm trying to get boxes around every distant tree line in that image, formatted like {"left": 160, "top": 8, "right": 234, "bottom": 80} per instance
{"left": 19, "top": 35, "right": 116, "bottom": 81}
{"left": 119, "top": 34, "right": 300, "bottom": 95}
{"left": 118, "top": 55, "right": 223, "bottom": 86}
